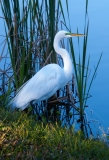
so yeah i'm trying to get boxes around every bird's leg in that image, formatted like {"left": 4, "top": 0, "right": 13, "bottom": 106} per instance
{"left": 36, "top": 103, "right": 42, "bottom": 121}
{"left": 57, "top": 90, "right": 60, "bottom": 98}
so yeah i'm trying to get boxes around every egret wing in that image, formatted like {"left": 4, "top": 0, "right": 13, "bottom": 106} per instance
{"left": 12, "top": 64, "right": 66, "bottom": 109}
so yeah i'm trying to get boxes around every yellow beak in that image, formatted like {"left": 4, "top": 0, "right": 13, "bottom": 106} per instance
{"left": 71, "top": 33, "right": 85, "bottom": 37}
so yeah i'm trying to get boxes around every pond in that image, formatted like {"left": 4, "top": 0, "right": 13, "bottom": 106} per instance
{"left": 63, "top": 0, "right": 109, "bottom": 131}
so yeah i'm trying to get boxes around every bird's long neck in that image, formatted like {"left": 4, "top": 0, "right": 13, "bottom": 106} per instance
{"left": 54, "top": 35, "right": 73, "bottom": 82}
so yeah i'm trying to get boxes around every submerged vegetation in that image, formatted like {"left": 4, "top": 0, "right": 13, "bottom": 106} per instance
{"left": 0, "top": 107, "right": 109, "bottom": 160}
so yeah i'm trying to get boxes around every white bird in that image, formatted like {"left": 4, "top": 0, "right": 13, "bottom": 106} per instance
{"left": 10, "top": 30, "right": 84, "bottom": 110}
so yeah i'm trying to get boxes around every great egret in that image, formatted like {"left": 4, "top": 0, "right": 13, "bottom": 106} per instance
{"left": 10, "top": 30, "right": 84, "bottom": 110}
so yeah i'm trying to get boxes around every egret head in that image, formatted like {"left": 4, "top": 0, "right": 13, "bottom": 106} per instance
{"left": 54, "top": 30, "right": 85, "bottom": 51}
{"left": 55, "top": 30, "right": 85, "bottom": 40}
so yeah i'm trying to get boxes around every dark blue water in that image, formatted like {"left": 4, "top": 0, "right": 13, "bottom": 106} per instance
{"left": 63, "top": 0, "right": 109, "bottom": 133}
{"left": 0, "top": 0, "right": 109, "bottom": 135}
